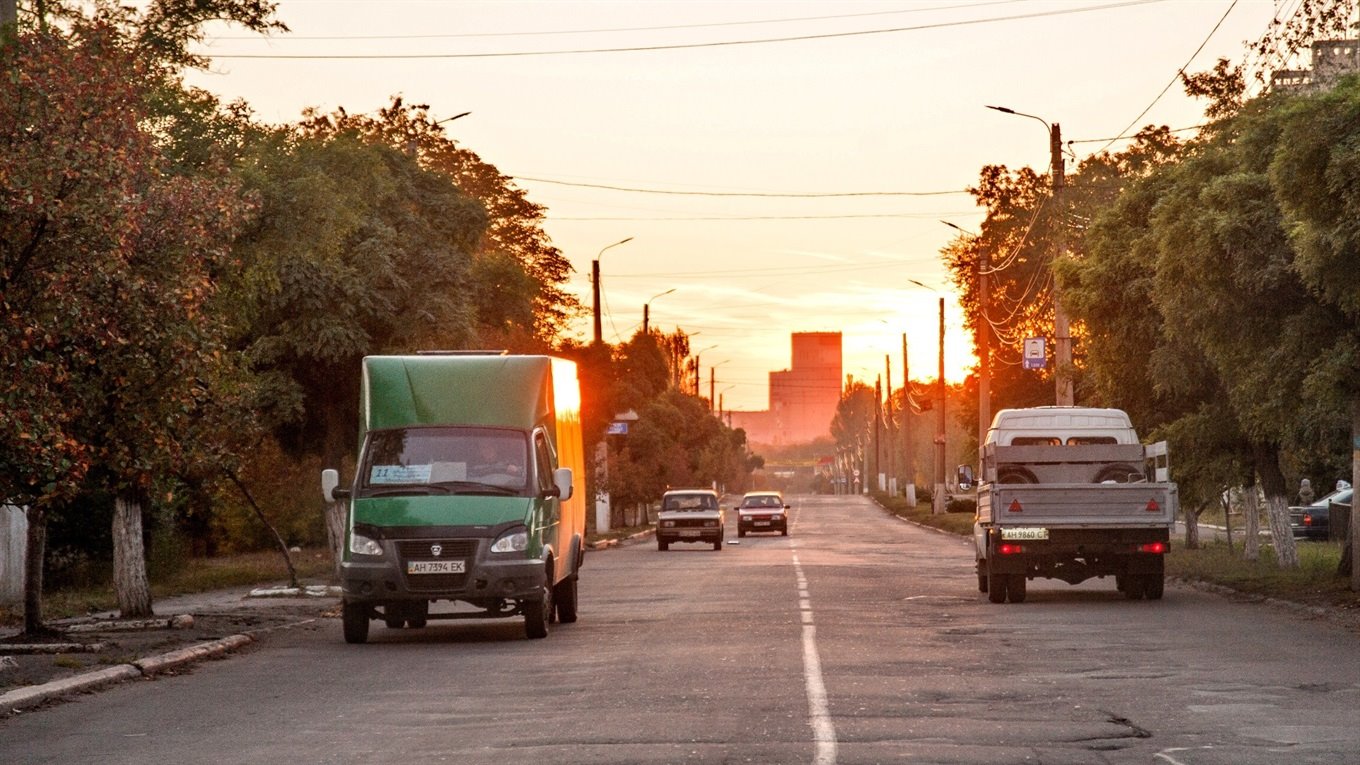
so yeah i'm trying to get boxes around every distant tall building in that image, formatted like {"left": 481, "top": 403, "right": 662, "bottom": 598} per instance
{"left": 730, "top": 332, "right": 842, "bottom": 446}
{"left": 1272, "top": 39, "right": 1360, "bottom": 91}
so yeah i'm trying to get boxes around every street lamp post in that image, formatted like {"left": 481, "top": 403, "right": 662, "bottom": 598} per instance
{"left": 692, "top": 345, "right": 717, "bottom": 397}
{"left": 986, "top": 104, "right": 1072, "bottom": 406}
{"left": 592, "top": 237, "right": 633, "bottom": 345}
{"left": 643, "top": 288, "right": 676, "bottom": 335}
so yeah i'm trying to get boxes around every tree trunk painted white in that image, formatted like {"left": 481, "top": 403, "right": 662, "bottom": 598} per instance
{"left": 325, "top": 499, "right": 345, "bottom": 579}
{"left": 1183, "top": 502, "right": 1201, "bottom": 550}
{"left": 22, "top": 505, "right": 47, "bottom": 635}
{"left": 113, "top": 494, "right": 154, "bottom": 618}
{"left": 1264, "top": 493, "right": 1299, "bottom": 568}
{"left": 1243, "top": 486, "right": 1260, "bottom": 561}
{"left": 1350, "top": 400, "right": 1359, "bottom": 591}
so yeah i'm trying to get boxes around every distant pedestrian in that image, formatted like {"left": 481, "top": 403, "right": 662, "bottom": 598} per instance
{"left": 1298, "top": 478, "right": 1315, "bottom": 505}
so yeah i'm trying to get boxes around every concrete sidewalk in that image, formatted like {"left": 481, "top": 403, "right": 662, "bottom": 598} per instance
{"left": 0, "top": 585, "right": 338, "bottom": 716}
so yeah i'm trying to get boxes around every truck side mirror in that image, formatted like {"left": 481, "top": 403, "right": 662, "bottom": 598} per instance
{"left": 553, "top": 467, "right": 574, "bottom": 501}
{"left": 956, "top": 464, "right": 975, "bottom": 490}
{"left": 321, "top": 469, "right": 351, "bottom": 502}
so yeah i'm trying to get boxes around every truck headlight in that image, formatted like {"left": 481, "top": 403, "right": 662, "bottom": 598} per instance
{"left": 661, "top": 520, "right": 675, "bottom": 528}
{"left": 491, "top": 528, "right": 528, "bottom": 554}
{"left": 349, "top": 532, "right": 383, "bottom": 557}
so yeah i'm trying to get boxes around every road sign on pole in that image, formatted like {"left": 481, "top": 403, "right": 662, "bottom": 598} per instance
{"left": 1023, "top": 337, "right": 1046, "bottom": 370}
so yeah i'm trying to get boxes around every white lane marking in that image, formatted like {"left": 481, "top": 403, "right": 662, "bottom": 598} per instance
{"left": 792, "top": 553, "right": 837, "bottom": 765}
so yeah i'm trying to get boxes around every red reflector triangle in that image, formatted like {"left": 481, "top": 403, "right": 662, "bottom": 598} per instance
{"left": 1008, "top": 499, "right": 1023, "bottom": 512}
{"left": 1146, "top": 499, "right": 1160, "bottom": 512}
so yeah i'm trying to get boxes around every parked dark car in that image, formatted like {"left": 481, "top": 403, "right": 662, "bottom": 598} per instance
{"left": 1289, "top": 486, "right": 1352, "bottom": 541}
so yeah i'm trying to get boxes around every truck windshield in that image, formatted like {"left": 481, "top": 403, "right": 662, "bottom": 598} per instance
{"left": 360, "top": 427, "right": 529, "bottom": 495}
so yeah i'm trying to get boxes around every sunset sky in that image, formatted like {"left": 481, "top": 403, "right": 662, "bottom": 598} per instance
{"left": 186, "top": 0, "right": 1289, "bottom": 411}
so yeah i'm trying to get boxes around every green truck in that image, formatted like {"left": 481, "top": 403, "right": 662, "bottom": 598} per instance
{"left": 321, "top": 353, "right": 586, "bottom": 643}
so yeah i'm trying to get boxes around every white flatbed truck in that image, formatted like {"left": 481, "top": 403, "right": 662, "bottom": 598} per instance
{"left": 974, "top": 407, "right": 1178, "bottom": 604}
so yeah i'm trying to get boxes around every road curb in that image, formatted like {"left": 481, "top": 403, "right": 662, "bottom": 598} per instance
{"left": 0, "top": 625, "right": 286, "bottom": 715}
{"left": 588, "top": 527, "right": 656, "bottom": 549}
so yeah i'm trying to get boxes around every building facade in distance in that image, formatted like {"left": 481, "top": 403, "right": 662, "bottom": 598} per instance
{"left": 729, "top": 332, "right": 841, "bottom": 446}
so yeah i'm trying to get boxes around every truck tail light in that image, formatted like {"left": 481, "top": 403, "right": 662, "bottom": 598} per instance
{"left": 1008, "top": 499, "right": 1023, "bottom": 513}
{"left": 1145, "top": 499, "right": 1160, "bottom": 512}
{"left": 998, "top": 543, "right": 1025, "bottom": 555}
{"left": 1138, "top": 542, "right": 1167, "bottom": 554}
{"left": 1303, "top": 514, "right": 1314, "bottom": 527}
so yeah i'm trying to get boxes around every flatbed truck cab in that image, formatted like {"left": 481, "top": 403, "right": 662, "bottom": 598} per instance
{"left": 322, "top": 353, "right": 586, "bottom": 643}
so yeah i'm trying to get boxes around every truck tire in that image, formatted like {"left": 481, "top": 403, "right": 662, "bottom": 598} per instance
{"left": 987, "top": 572, "right": 1008, "bottom": 603}
{"left": 1124, "top": 575, "right": 1147, "bottom": 600}
{"left": 524, "top": 586, "right": 552, "bottom": 640}
{"left": 554, "top": 574, "right": 579, "bottom": 624}
{"left": 1094, "top": 464, "right": 1140, "bottom": 483}
{"left": 1007, "top": 574, "right": 1027, "bottom": 603}
{"left": 714, "top": 537, "right": 723, "bottom": 551}
{"left": 407, "top": 600, "right": 429, "bottom": 628}
{"left": 1143, "top": 573, "right": 1164, "bottom": 600}
{"left": 977, "top": 561, "right": 989, "bottom": 592}
{"left": 658, "top": 539, "right": 669, "bottom": 551}
{"left": 738, "top": 528, "right": 746, "bottom": 538}
{"left": 342, "top": 601, "right": 369, "bottom": 644}
{"left": 383, "top": 605, "right": 404, "bottom": 629}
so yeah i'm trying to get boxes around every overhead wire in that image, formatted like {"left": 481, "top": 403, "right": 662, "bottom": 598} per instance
{"left": 201, "top": 0, "right": 1172, "bottom": 59}
{"left": 210, "top": 0, "right": 1033, "bottom": 41}
{"left": 1090, "top": 0, "right": 1240, "bottom": 155}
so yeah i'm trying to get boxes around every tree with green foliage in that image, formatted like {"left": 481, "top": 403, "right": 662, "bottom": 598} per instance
{"left": 1, "top": 10, "right": 261, "bottom": 628}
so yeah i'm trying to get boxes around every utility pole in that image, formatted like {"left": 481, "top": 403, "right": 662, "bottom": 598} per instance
{"left": 979, "top": 244, "right": 991, "bottom": 458}
{"left": 935, "top": 297, "right": 946, "bottom": 515}
{"left": 902, "top": 334, "right": 916, "bottom": 506}
{"left": 873, "top": 376, "right": 882, "bottom": 492}
{"left": 1051, "top": 122, "right": 1073, "bottom": 406}
{"left": 885, "top": 354, "right": 895, "bottom": 495}
{"left": 591, "top": 260, "right": 602, "bottom": 345}
{"left": 709, "top": 367, "right": 715, "bottom": 412}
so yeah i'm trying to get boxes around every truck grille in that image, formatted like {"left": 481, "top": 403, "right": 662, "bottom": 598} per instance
{"left": 397, "top": 539, "right": 479, "bottom": 592}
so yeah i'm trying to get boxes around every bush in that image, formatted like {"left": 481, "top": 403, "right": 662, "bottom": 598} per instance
{"left": 946, "top": 497, "right": 977, "bottom": 514}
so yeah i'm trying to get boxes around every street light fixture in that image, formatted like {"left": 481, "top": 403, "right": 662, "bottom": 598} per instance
{"left": 643, "top": 288, "right": 676, "bottom": 335}
{"left": 693, "top": 344, "right": 717, "bottom": 397}
{"left": 592, "top": 237, "right": 634, "bottom": 345}
{"left": 986, "top": 104, "right": 1072, "bottom": 406}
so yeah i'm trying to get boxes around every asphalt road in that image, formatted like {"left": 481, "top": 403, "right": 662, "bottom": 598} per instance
{"left": 3, "top": 495, "right": 1359, "bottom": 764}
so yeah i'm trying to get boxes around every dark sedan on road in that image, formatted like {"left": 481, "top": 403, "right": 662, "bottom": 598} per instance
{"left": 1290, "top": 486, "right": 1352, "bottom": 541}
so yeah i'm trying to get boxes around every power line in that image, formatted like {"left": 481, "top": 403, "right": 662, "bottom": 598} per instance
{"left": 1091, "top": 0, "right": 1240, "bottom": 155}
{"left": 516, "top": 176, "right": 967, "bottom": 198}
{"left": 201, "top": 0, "right": 1170, "bottom": 59}
{"left": 209, "top": 0, "right": 1031, "bottom": 41}
{"left": 549, "top": 211, "right": 979, "bottom": 222}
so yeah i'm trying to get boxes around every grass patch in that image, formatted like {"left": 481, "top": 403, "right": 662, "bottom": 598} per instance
{"left": 1166, "top": 539, "right": 1359, "bottom": 609}
{"left": 871, "top": 492, "right": 976, "bottom": 536}
{"left": 2, "top": 548, "right": 336, "bottom": 625}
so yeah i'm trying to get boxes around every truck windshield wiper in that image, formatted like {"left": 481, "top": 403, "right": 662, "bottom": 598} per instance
{"left": 363, "top": 485, "right": 453, "bottom": 497}
{"left": 432, "top": 480, "right": 521, "bottom": 496}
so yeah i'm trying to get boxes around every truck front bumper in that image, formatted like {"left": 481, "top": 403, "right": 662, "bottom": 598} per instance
{"left": 342, "top": 554, "right": 545, "bottom": 604}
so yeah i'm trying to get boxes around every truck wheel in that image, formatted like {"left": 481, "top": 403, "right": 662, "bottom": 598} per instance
{"left": 781, "top": 527, "right": 788, "bottom": 537}
{"left": 738, "top": 528, "right": 746, "bottom": 538}
{"left": 524, "top": 585, "right": 552, "bottom": 640}
{"left": 714, "top": 538, "right": 723, "bottom": 551}
{"left": 1115, "top": 574, "right": 1126, "bottom": 592}
{"left": 383, "top": 605, "right": 404, "bottom": 629}
{"left": 987, "top": 572, "right": 1008, "bottom": 603}
{"left": 977, "top": 561, "right": 989, "bottom": 592}
{"left": 1124, "top": 575, "right": 1147, "bottom": 600}
{"left": 554, "top": 574, "right": 579, "bottom": 624}
{"left": 1143, "top": 574, "right": 1164, "bottom": 600}
{"left": 1094, "top": 464, "right": 1139, "bottom": 483}
{"left": 1007, "top": 574, "right": 1027, "bottom": 603}
{"left": 342, "top": 601, "right": 370, "bottom": 644}
{"left": 658, "top": 539, "right": 669, "bottom": 551}
{"left": 407, "top": 601, "right": 429, "bottom": 629}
